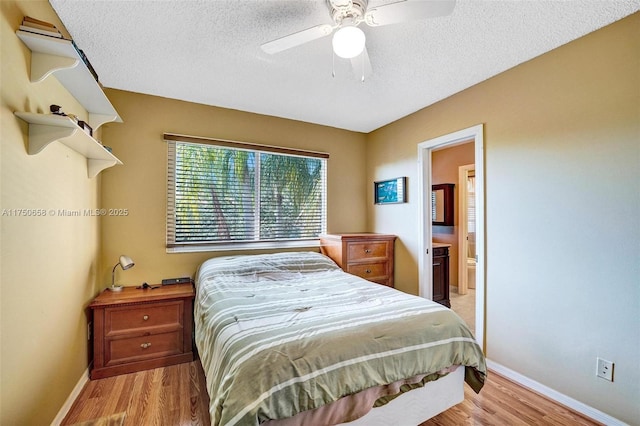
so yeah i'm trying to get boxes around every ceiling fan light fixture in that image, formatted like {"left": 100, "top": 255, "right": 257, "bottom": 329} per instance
{"left": 332, "top": 26, "right": 366, "bottom": 59}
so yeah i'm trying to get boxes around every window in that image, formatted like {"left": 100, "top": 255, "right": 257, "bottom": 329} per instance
{"left": 165, "top": 134, "right": 328, "bottom": 251}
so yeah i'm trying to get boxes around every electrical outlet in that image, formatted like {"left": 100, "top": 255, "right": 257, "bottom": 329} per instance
{"left": 87, "top": 321, "right": 92, "bottom": 341}
{"left": 596, "top": 357, "right": 614, "bottom": 381}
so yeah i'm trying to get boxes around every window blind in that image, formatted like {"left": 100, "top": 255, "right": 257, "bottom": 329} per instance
{"left": 467, "top": 174, "right": 476, "bottom": 232}
{"left": 166, "top": 135, "right": 327, "bottom": 248}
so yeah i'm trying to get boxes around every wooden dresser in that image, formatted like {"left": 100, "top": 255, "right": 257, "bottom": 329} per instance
{"left": 319, "top": 233, "right": 397, "bottom": 287}
{"left": 432, "top": 243, "right": 451, "bottom": 307}
{"left": 89, "top": 283, "right": 194, "bottom": 379}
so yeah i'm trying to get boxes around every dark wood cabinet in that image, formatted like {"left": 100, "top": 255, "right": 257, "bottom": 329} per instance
{"left": 320, "top": 233, "right": 397, "bottom": 287}
{"left": 432, "top": 244, "right": 451, "bottom": 307}
{"left": 89, "top": 283, "right": 194, "bottom": 379}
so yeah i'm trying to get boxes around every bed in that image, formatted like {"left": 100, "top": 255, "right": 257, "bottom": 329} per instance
{"left": 194, "top": 251, "right": 486, "bottom": 426}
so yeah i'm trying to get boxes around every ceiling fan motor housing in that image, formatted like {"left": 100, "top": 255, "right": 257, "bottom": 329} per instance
{"left": 328, "top": 0, "right": 368, "bottom": 25}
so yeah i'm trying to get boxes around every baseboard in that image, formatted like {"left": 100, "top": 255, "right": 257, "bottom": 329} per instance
{"left": 50, "top": 366, "right": 90, "bottom": 426}
{"left": 486, "top": 359, "right": 628, "bottom": 426}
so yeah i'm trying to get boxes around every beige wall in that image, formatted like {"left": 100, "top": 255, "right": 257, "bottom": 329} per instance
{"left": 367, "top": 13, "right": 639, "bottom": 424}
{"left": 99, "top": 89, "right": 368, "bottom": 287}
{"left": 1, "top": 1, "right": 103, "bottom": 424}
{"left": 432, "top": 142, "right": 474, "bottom": 286}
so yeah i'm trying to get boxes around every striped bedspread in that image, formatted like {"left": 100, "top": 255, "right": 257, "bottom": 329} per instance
{"left": 195, "top": 251, "right": 486, "bottom": 426}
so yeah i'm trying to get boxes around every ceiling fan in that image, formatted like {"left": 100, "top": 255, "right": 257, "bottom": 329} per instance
{"left": 261, "top": 0, "right": 456, "bottom": 78}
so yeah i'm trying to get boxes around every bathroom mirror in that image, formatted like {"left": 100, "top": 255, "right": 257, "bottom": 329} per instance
{"left": 432, "top": 184, "right": 454, "bottom": 226}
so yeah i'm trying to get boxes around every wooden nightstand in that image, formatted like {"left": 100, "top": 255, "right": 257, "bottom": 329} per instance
{"left": 320, "top": 233, "right": 397, "bottom": 287}
{"left": 89, "top": 283, "right": 194, "bottom": 379}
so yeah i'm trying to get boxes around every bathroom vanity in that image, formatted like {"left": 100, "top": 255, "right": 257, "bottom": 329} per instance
{"left": 432, "top": 243, "right": 451, "bottom": 307}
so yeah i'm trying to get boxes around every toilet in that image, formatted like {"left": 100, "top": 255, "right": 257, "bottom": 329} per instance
{"left": 467, "top": 258, "right": 476, "bottom": 289}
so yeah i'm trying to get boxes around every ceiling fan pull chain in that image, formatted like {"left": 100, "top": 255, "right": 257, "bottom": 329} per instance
{"left": 361, "top": 54, "right": 365, "bottom": 82}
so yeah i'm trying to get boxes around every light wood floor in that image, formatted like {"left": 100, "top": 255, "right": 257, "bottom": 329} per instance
{"left": 62, "top": 361, "right": 602, "bottom": 426}
{"left": 61, "top": 361, "right": 210, "bottom": 426}
{"left": 422, "top": 372, "right": 601, "bottom": 426}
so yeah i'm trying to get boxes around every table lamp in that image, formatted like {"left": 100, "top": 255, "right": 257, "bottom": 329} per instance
{"left": 110, "top": 255, "right": 134, "bottom": 291}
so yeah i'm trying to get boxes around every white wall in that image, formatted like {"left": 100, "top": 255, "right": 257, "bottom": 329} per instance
{"left": 367, "top": 13, "right": 640, "bottom": 424}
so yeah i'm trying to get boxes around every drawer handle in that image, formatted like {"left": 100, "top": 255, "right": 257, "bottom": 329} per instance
{"left": 140, "top": 343, "right": 152, "bottom": 349}
{"left": 364, "top": 249, "right": 371, "bottom": 253}
{"left": 143, "top": 315, "right": 149, "bottom": 321}
{"left": 365, "top": 269, "right": 372, "bottom": 274}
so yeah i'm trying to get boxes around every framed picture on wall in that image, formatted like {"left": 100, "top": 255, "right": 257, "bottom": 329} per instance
{"left": 374, "top": 177, "right": 407, "bottom": 204}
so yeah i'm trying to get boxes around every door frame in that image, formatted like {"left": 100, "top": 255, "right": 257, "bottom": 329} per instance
{"left": 458, "top": 163, "right": 475, "bottom": 296}
{"left": 417, "top": 124, "right": 485, "bottom": 350}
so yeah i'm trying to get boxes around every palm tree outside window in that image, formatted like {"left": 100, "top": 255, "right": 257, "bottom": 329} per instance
{"left": 165, "top": 135, "right": 327, "bottom": 251}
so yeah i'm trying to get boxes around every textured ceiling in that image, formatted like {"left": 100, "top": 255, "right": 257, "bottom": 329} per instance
{"left": 49, "top": 0, "right": 639, "bottom": 133}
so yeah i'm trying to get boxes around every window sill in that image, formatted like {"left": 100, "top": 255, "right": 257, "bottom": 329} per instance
{"left": 166, "top": 239, "right": 321, "bottom": 253}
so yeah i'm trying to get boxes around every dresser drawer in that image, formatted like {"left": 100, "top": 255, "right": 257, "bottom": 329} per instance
{"left": 347, "top": 241, "right": 389, "bottom": 261}
{"left": 347, "top": 262, "right": 388, "bottom": 280}
{"left": 105, "top": 331, "right": 183, "bottom": 366}
{"left": 320, "top": 234, "right": 396, "bottom": 288}
{"left": 105, "top": 301, "right": 183, "bottom": 336}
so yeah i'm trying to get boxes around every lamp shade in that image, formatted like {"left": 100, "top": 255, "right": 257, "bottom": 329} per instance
{"left": 332, "top": 26, "right": 366, "bottom": 59}
{"left": 119, "top": 255, "right": 135, "bottom": 270}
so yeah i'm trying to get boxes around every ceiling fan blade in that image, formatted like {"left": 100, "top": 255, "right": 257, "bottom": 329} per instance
{"left": 350, "top": 47, "right": 373, "bottom": 82}
{"left": 365, "top": 0, "right": 455, "bottom": 27}
{"left": 261, "top": 24, "right": 334, "bottom": 54}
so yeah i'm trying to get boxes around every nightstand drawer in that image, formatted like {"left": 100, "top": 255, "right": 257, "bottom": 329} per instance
{"left": 105, "top": 301, "right": 183, "bottom": 335}
{"left": 106, "top": 331, "right": 183, "bottom": 366}
{"left": 347, "top": 241, "right": 389, "bottom": 261}
{"left": 347, "top": 262, "right": 388, "bottom": 280}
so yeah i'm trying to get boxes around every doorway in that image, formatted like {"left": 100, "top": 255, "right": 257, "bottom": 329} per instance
{"left": 417, "top": 124, "right": 485, "bottom": 350}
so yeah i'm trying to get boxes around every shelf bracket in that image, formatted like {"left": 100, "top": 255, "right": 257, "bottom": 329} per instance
{"left": 30, "top": 52, "right": 78, "bottom": 83}
{"left": 89, "top": 113, "right": 121, "bottom": 131}
{"left": 87, "top": 158, "right": 119, "bottom": 178}
{"left": 27, "top": 123, "right": 77, "bottom": 155}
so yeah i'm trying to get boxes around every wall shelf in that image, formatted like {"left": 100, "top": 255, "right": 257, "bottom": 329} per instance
{"left": 15, "top": 112, "right": 122, "bottom": 178}
{"left": 16, "top": 30, "right": 122, "bottom": 130}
